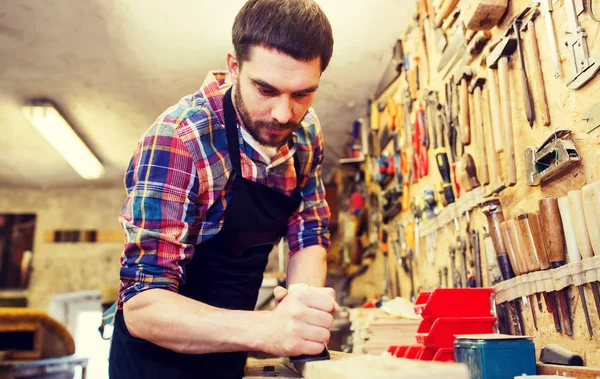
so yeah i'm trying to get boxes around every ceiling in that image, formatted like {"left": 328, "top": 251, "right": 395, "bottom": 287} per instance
{"left": 0, "top": 0, "right": 414, "bottom": 188}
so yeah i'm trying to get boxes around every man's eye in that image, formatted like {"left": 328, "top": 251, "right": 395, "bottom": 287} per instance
{"left": 293, "top": 93, "right": 309, "bottom": 98}
{"left": 259, "top": 88, "right": 276, "bottom": 96}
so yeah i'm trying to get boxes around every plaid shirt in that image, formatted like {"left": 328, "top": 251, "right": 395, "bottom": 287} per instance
{"left": 117, "top": 71, "right": 331, "bottom": 308}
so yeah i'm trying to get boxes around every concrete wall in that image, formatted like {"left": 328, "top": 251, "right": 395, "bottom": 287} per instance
{"left": 0, "top": 186, "right": 125, "bottom": 309}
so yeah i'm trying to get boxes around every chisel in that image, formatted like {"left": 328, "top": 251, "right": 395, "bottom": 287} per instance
{"left": 539, "top": 197, "right": 573, "bottom": 336}
{"left": 557, "top": 196, "right": 594, "bottom": 337}
{"left": 517, "top": 212, "right": 562, "bottom": 333}
{"left": 568, "top": 189, "right": 600, "bottom": 319}
{"left": 581, "top": 183, "right": 600, "bottom": 318}
{"left": 482, "top": 199, "right": 525, "bottom": 335}
{"left": 501, "top": 219, "right": 537, "bottom": 331}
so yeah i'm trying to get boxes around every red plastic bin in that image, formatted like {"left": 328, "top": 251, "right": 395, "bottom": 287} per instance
{"left": 419, "top": 288, "right": 493, "bottom": 321}
{"left": 404, "top": 344, "right": 423, "bottom": 359}
{"left": 432, "top": 347, "right": 455, "bottom": 362}
{"left": 415, "top": 316, "right": 496, "bottom": 349}
{"left": 413, "top": 291, "right": 431, "bottom": 315}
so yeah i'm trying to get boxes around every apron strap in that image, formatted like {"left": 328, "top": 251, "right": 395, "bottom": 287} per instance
{"left": 223, "top": 87, "right": 303, "bottom": 190}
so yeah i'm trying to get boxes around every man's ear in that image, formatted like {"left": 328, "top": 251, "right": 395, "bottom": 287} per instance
{"left": 226, "top": 52, "right": 240, "bottom": 85}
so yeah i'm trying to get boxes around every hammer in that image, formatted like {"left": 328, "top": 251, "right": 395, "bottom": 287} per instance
{"left": 487, "top": 37, "right": 518, "bottom": 187}
{"left": 454, "top": 67, "right": 473, "bottom": 145}
{"left": 468, "top": 75, "right": 490, "bottom": 186}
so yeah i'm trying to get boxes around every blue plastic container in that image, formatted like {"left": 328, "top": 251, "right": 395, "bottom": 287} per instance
{"left": 454, "top": 335, "right": 536, "bottom": 379}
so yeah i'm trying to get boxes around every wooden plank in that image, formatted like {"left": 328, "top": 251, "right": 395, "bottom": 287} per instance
{"left": 297, "top": 354, "right": 470, "bottom": 379}
{"left": 537, "top": 363, "right": 600, "bottom": 379}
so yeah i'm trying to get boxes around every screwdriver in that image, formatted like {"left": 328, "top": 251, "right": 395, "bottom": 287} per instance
{"left": 435, "top": 104, "right": 455, "bottom": 204}
{"left": 538, "top": 197, "right": 574, "bottom": 336}
{"left": 568, "top": 189, "right": 600, "bottom": 319}
{"left": 517, "top": 212, "right": 562, "bottom": 333}
{"left": 557, "top": 196, "right": 594, "bottom": 337}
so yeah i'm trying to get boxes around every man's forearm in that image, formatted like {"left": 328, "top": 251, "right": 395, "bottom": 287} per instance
{"left": 286, "top": 245, "right": 327, "bottom": 287}
{"left": 123, "top": 289, "right": 271, "bottom": 354}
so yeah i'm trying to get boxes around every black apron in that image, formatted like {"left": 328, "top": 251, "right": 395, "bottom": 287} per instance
{"left": 109, "top": 88, "right": 302, "bottom": 379}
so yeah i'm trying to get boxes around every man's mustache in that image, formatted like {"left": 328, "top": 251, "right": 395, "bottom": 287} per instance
{"left": 255, "top": 120, "right": 299, "bottom": 131}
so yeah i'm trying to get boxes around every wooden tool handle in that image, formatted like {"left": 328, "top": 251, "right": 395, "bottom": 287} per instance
{"left": 582, "top": 184, "right": 600, "bottom": 256}
{"left": 501, "top": 220, "right": 522, "bottom": 275}
{"left": 518, "top": 213, "right": 550, "bottom": 271}
{"left": 473, "top": 87, "right": 490, "bottom": 185}
{"left": 459, "top": 78, "right": 471, "bottom": 144}
{"left": 464, "top": 153, "right": 481, "bottom": 189}
{"left": 486, "top": 67, "right": 504, "bottom": 153}
{"left": 455, "top": 157, "right": 472, "bottom": 192}
{"left": 497, "top": 57, "right": 516, "bottom": 186}
{"left": 524, "top": 18, "right": 551, "bottom": 126}
{"left": 515, "top": 214, "right": 536, "bottom": 273}
{"left": 557, "top": 197, "right": 582, "bottom": 263}
{"left": 538, "top": 197, "right": 566, "bottom": 265}
{"left": 482, "top": 201, "right": 507, "bottom": 257}
{"left": 588, "top": 182, "right": 600, "bottom": 225}
{"left": 482, "top": 85, "right": 500, "bottom": 187}
{"left": 508, "top": 219, "right": 530, "bottom": 272}
{"left": 568, "top": 190, "right": 594, "bottom": 259}
{"left": 435, "top": 0, "right": 460, "bottom": 27}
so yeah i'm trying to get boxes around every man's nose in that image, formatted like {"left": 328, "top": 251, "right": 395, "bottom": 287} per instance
{"left": 271, "top": 96, "right": 293, "bottom": 125}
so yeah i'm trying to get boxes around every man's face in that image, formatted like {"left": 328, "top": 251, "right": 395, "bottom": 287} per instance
{"left": 228, "top": 46, "right": 321, "bottom": 148}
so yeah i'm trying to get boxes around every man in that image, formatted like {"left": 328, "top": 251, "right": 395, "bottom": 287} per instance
{"left": 108, "top": 0, "right": 338, "bottom": 378}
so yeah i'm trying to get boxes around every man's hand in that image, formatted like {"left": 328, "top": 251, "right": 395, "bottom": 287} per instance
{"left": 273, "top": 286, "right": 288, "bottom": 306}
{"left": 265, "top": 286, "right": 340, "bottom": 357}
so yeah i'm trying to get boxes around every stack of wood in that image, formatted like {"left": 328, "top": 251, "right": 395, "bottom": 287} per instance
{"left": 350, "top": 308, "right": 421, "bottom": 355}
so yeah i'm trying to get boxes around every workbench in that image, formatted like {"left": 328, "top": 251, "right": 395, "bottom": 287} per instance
{"left": 0, "top": 356, "right": 88, "bottom": 379}
{"left": 244, "top": 351, "right": 470, "bottom": 378}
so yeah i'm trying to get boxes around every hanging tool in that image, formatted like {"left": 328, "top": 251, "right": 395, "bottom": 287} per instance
{"left": 524, "top": 130, "right": 581, "bottom": 186}
{"left": 455, "top": 67, "right": 473, "bottom": 145}
{"left": 434, "top": 103, "right": 456, "bottom": 204}
{"left": 482, "top": 199, "right": 525, "bottom": 335}
{"left": 532, "top": 0, "right": 562, "bottom": 78}
{"left": 539, "top": 197, "right": 574, "bottom": 336}
{"left": 380, "top": 229, "right": 391, "bottom": 297}
{"left": 438, "top": 22, "right": 466, "bottom": 73}
{"left": 404, "top": 222, "right": 417, "bottom": 301}
{"left": 449, "top": 243, "right": 460, "bottom": 288}
{"left": 434, "top": 0, "right": 460, "bottom": 27}
{"left": 487, "top": 38, "right": 518, "bottom": 186}
{"left": 521, "top": 8, "right": 551, "bottom": 127}
{"left": 472, "top": 229, "right": 483, "bottom": 287}
{"left": 501, "top": 219, "right": 538, "bottom": 330}
{"left": 456, "top": 236, "right": 468, "bottom": 288}
{"left": 464, "top": 0, "right": 508, "bottom": 30}
{"left": 416, "top": 103, "right": 429, "bottom": 178}
{"left": 564, "top": 0, "right": 600, "bottom": 89}
{"left": 517, "top": 212, "right": 563, "bottom": 333}
{"left": 570, "top": 188, "right": 600, "bottom": 319}
{"left": 479, "top": 69, "right": 505, "bottom": 196}
{"left": 443, "top": 266, "right": 449, "bottom": 288}
{"left": 485, "top": 52, "right": 504, "bottom": 155}
{"left": 506, "top": 7, "right": 536, "bottom": 127}
{"left": 557, "top": 197, "right": 594, "bottom": 337}
{"left": 468, "top": 75, "right": 490, "bottom": 185}
{"left": 482, "top": 226, "right": 515, "bottom": 335}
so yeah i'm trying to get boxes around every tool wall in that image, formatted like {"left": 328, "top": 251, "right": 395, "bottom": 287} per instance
{"left": 348, "top": 0, "right": 600, "bottom": 365}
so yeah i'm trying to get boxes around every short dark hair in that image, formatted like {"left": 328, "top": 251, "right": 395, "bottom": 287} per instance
{"left": 232, "top": 0, "right": 334, "bottom": 72}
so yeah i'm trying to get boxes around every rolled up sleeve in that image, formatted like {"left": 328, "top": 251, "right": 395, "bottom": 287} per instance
{"left": 118, "top": 122, "right": 199, "bottom": 307}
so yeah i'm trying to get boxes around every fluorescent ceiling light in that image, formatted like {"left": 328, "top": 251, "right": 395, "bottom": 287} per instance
{"left": 22, "top": 101, "right": 105, "bottom": 180}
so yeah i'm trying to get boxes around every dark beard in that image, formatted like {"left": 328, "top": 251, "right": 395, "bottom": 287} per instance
{"left": 234, "top": 83, "right": 299, "bottom": 148}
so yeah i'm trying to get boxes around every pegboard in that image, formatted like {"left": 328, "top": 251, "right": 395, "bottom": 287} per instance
{"left": 348, "top": 0, "right": 600, "bottom": 365}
